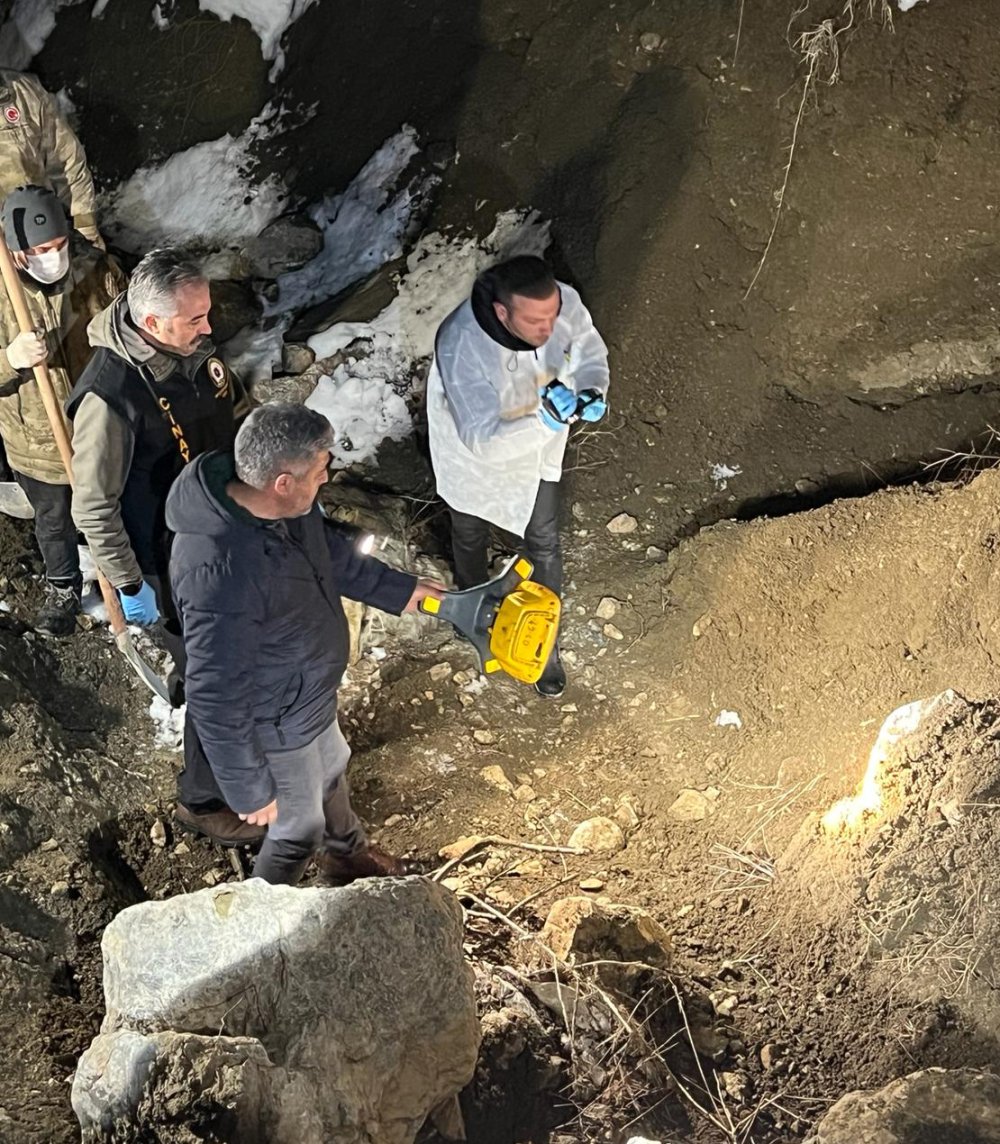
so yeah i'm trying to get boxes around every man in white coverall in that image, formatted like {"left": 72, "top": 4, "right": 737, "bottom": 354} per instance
{"left": 426, "top": 255, "right": 610, "bottom": 698}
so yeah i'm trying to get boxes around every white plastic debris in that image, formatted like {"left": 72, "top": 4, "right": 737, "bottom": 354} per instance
{"left": 710, "top": 462, "right": 742, "bottom": 490}
{"left": 715, "top": 710, "right": 743, "bottom": 730}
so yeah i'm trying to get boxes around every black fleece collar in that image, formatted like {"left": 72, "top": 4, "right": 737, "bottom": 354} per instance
{"left": 471, "top": 269, "right": 536, "bottom": 352}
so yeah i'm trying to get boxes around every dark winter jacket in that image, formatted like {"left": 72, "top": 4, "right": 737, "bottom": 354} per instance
{"left": 67, "top": 295, "right": 240, "bottom": 587}
{"left": 165, "top": 451, "right": 417, "bottom": 814}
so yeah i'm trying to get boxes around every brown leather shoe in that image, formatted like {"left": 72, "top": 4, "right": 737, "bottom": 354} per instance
{"left": 174, "top": 804, "right": 266, "bottom": 849}
{"left": 315, "top": 843, "right": 409, "bottom": 885}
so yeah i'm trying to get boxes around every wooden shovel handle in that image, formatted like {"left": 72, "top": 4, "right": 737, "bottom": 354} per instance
{"left": 0, "top": 231, "right": 129, "bottom": 637}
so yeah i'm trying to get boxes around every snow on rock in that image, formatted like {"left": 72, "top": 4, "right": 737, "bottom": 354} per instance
{"left": 220, "top": 320, "right": 287, "bottom": 388}
{"left": 266, "top": 126, "right": 431, "bottom": 317}
{"left": 0, "top": 0, "right": 80, "bottom": 69}
{"left": 101, "top": 105, "right": 288, "bottom": 253}
{"left": 305, "top": 371, "right": 410, "bottom": 468}
{"left": 197, "top": 0, "right": 318, "bottom": 79}
{"left": 300, "top": 209, "right": 550, "bottom": 466}
{"left": 148, "top": 696, "right": 184, "bottom": 751}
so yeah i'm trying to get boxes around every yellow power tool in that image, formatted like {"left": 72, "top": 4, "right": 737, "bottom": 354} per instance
{"left": 419, "top": 555, "right": 561, "bottom": 685}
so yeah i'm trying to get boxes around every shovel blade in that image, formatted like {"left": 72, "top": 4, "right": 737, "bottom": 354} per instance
{"left": 115, "top": 629, "right": 170, "bottom": 703}
{"left": 0, "top": 481, "right": 33, "bottom": 519}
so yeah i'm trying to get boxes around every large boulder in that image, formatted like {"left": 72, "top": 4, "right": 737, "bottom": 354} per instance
{"left": 806, "top": 1068, "right": 1000, "bottom": 1143}
{"left": 72, "top": 878, "right": 479, "bottom": 1143}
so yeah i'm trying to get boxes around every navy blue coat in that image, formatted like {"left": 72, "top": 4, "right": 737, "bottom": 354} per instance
{"left": 165, "top": 451, "right": 416, "bottom": 814}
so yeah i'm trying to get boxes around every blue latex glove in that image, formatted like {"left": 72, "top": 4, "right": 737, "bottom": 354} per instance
{"left": 538, "top": 382, "right": 577, "bottom": 431}
{"left": 118, "top": 580, "right": 160, "bottom": 625}
{"left": 577, "top": 389, "right": 608, "bottom": 422}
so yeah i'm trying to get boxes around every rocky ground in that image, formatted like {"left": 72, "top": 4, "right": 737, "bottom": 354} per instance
{"left": 4, "top": 0, "right": 1000, "bottom": 1141}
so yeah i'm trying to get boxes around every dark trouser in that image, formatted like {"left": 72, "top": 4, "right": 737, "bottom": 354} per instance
{"left": 448, "top": 479, "right": 563, "bottom": 594}
{"left": 146, "top": 570, "right": 228, "bottom": 814}
{"left": 13, "top": 471, "right": 80, "bottom": 584}
{"left": 252, "top": 720, "right": 366, "bottom": 886}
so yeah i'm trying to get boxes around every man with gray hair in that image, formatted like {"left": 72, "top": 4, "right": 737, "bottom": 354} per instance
{"left": 165, "top": 402, "right": 443, "bottom": 886}
{"left": 67, "top": 247, "right": 243, "bottom": 630}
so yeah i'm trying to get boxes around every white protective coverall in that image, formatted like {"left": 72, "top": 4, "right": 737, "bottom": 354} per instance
{"left": 426, "top": 282, "right": 610, "bottom": 536}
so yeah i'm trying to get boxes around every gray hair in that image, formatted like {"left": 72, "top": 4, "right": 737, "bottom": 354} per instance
{"left": 127, "top": 248, "right": 206, "bottom": 324}
{"left": 234, "top": 402, "right": 334, "bottom": 489}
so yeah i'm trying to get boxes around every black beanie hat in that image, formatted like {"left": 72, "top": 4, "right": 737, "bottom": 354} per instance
{"left": 1, "top": 184, "right": 69, "bottom": 252}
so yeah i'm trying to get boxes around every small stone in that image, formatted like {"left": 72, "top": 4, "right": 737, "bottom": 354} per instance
{"left": 383, "top": 814, "right": 404, "bottom": 828}
{"left": 667, "top": 788, "right": 718, "bottom": 822}
{"left": 473, "top": 729, "right": 496, "bottom": 745}
{"left": 645, "top": 546, "right": 667, "bottom": 562}
{"left": 172, "top": 842, "right": 190, "bottom": 856}
{"left": 720, "top": 1070, "right": 749, "bottom": 1102}
{"left": 579, "top": 877, "right": 604, "bottom": 892}
{"left": 639, "top": 31, "right": 663, "bottom": 51}
{"left": 595, "top": 597, "right": 619, "bottom": 620}
{"left": 438, "top": 835, "right": 486, "bottom": 861}
{"left": 640, "top": 746, "right": 657, "bottom": 758}
{"left": 429, "top": 662, "right": 452, "bottom": 682}
{"left": 614, "top": 796, "right": 640, "bottom": 831}
{"left": 514, "top": 784, "right": 537, "bottom": 803}
{"left": 795, "top": 478, "right": 821, "bottom": 495}
{"left": 50, "top": 880, "right": 70, "bottom": 896}
{"left": 479, "top": 765, "right": 515, "bottom": 795}
{"left": 40, "top": 838, "right": 59, "bottom": 852}
{"left": 150, "top": 820, "right": 167, "bottom": 849}
{"left": 692, "top": 612, "right": 713, "bottom": 638}
{"left": 572, "top": 502, "right": 585, "bottom": 520}
{"left": 603, "top": 623, "right": 624, "bottom": 641}
{"left": 568, "top": 817, "right": 626, "bottom": 853}
{"left": 560, "top": 703, "right": 578, "bottom": 713}
{"left": 202, "top": 869, "right": 222, "bottom": 887}
{"left": 760, "top": 1043, "right": 781, "bottom": 1070}
{"left": 606, "top": 512, "right": 638, "bottom": 535}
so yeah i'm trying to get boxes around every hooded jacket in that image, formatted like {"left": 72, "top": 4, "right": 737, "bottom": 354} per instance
{"left": 0, "top": 71, "right": 100, "bottom": 244}
{"left": 66, "top": 294, "right": 240, "bottom": 588}
{"left": 0, "top": 233, "right": 122, "bottom": 483}
{"left": 426, "top": 275, "right": 609, "bottom": 536}
{"left": 166, "top": 451, "right": 417, "bottom": 814}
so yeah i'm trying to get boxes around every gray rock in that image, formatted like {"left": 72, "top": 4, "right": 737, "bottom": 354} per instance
{"left": 806, "top": 1068, "right": 1000, "bottom": 1143}
{"left": 281, "top": 341, "right": 316, "bottom": 375}
{"left": 74, "top": 878, "right": 479, "bottom": 1144}
{"left": 287, "top": 257, "right": 404, "bottom": 343}
{"left": 242, "top": 214, "right": 324, "bottom": 279}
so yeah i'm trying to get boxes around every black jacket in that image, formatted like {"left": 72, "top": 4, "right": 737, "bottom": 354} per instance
{"left": 166, "top": 452, "right": 416, "bottom": 814}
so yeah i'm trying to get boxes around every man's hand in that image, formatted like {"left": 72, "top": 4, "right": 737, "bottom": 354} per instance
{"left": 117, "top": 580, "right": 160, "bottom": 625}
{"left": 538, "top": 381, "right": 577, "bottom": 431}
{"left": 239, "top": 799, "right": 277, "bottom": 826}
{"left": 577, "top": 389, "right": 608, "bottom": 422}
{"left": 405, "top": 577, "right": 446, "bottom": 614}
{"left": 7, "top": 330, "right": 47, "bottom": 371}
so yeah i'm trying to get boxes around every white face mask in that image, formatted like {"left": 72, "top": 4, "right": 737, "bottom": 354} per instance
{"left": 24, "top": 244, "right": 70, "bottom": 284}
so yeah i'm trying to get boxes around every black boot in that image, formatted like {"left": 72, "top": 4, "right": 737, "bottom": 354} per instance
{"left": 35, "top": 577, "right": 81, "bottom": 637}
{"left": 534, "top": 645, "right": 566, "bottom": 698}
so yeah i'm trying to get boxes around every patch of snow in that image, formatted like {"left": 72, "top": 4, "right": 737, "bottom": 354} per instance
{"left": 710, "top": 462, "right": 742, "bottom": 490}
{"left": 197, "top": 0, "right": 318, "bottom": 79}
{"left": 101, "top": 104, "right": 288, "bottom": 253}
{"left": 715, "top": 709, "right": 743, "bottom": 730}
{"left": 305, "top": 370, "right": 411, "bottom": 468}
{"left": 148, "top": 696, "right": 184, "bottom": 750}
{"left": 266, "top": 126, "right": 430, "bottom": 317}
{"left": 297, "top": 209, "right": 549, "bottom": 465}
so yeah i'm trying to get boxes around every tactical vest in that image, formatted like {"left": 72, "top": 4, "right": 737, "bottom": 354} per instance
{"left": 67, "top": 349, "right": 236, "bottom": 576}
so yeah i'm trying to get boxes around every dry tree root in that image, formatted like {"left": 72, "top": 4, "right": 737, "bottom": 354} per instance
{"left": 923, "top": 424, "right": 1000, "bottom": 486}
{"left": 743, "top": 0, "right": 894, "bottom": 299}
